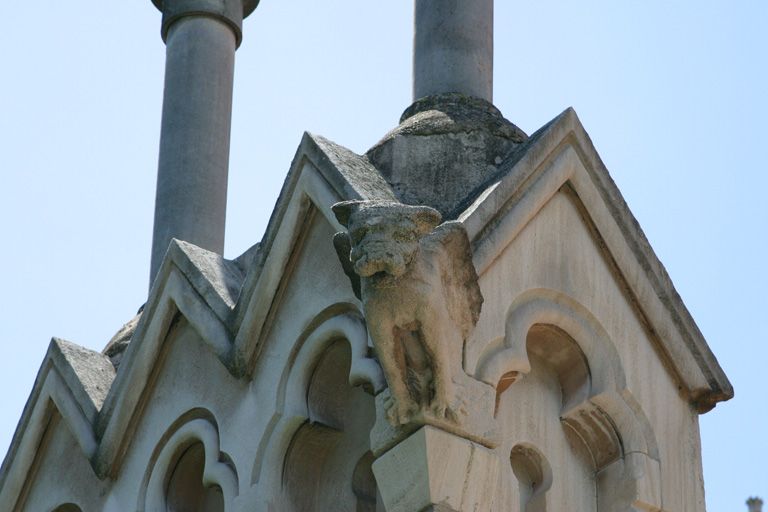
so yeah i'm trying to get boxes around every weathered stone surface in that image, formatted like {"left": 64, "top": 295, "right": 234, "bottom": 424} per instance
{"left": 414, "top": 0, "right": 493, "bottom": 102}
{"left": 151, "top": 0, "right": 258, "bottom": 46}
{"left": 369, "top": 386, "right": 497, "bottom": 458}
{"left": 311, "top": 134, "right": 396, "bottom": 202}
{"left": 367, "top": 94, "right": 527, "bottom": 218}
{"left": 463, "top": 107, "right": 733, "bottom": 413}
{"left": 54, "top": 339, "right": 116, "bottom": 411}
{"left": 103, "top": 309, "right": 143, "bottom": 370}
{"left": 333, "top": 200, "right": 483, "bottom": 425}
{"left": 397, "top": 94, "right": 527, "bottom": 140}
{"left": 150, "top": 16, "right": 237, "bottom": 285}
{"left": 373, "top": 426, "right": 499, "bottom": 512}
{"left": 172, "top": 239, "right": 245, "bottom": 311}
{"left": 149, "top": 0, "right": 260, "bottom": 286}
{"left": 233, "top": 241, "right": 261, "bottom": 274}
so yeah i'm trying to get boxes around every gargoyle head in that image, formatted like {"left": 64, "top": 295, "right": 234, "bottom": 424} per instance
{"left": 333, "top": 200, "right": 442, "bottom": 278}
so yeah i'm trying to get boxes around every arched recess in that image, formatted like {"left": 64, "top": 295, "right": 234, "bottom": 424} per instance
{"left": 250, "top": 308, "right": 384, "bottom": 511}
{"left": 475, "top": 288, "right": 626, "bottom": 395}
{"left": 510, "top": 444, "right": 552, "bottom": 512}
{"left": 352, "top": 451, "right": 378, "bottom": 512}
{"left": 483, "top": 289, "right": 661, "bottom": 511}
{"left": 50, "top": 505, "right": 82, "bottom": 512}
{"left": 139, "top": 410, "right": 238, "bottom": 512}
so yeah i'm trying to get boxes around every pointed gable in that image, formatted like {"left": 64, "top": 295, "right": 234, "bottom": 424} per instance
{"left": 0, "top": 339, "right": 114, "bottom": 509}
{"left": 461, "top": 107, "right": 732, "bottom": 412}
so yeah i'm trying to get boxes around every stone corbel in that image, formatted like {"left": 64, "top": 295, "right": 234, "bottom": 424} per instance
{"left": 372, "top": 426, "right": 499, "bottom": 512}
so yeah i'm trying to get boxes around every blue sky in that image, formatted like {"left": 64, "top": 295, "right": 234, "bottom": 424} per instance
{"left": 1, "top": 1, "right": 765, "bottom": 509}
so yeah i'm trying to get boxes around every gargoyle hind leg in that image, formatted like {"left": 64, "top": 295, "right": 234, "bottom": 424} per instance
{"left": 420, "top": 312, "right": 463, "bottom": 421}
{"left": 367, "top": 317, "right": 418, "bottom": 425}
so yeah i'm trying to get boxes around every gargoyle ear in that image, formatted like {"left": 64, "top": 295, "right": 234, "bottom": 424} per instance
{"left": 332, "top": 200, "right": 363, "bottom": 228}
{"left": 412, "top": 206, "right": 442, "bottom": 234}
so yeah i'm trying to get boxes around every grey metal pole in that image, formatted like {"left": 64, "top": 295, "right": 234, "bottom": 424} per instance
{"left": 413, "top": 0, "right": 493, "bottom": 102}
{"left": 148, "top": 0, "right": 257, "bottom": 286}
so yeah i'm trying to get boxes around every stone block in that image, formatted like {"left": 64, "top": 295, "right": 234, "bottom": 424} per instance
{"left": 372, "top": 426, "right": 499, "bottom": 512}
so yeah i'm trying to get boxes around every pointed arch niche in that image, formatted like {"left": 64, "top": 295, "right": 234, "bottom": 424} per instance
{"left": 251, "top": 309, "right": 385, "bottom": 512}
{"left": 139, "top": 410, "right": 238, "bottom": 512}
{"left": 477, "top": 289, "right": 662, "bottom": 511}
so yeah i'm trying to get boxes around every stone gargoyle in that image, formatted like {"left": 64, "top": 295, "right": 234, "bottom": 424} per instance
{"left": 332, "top": 200, "right": 483, "bottom": 425}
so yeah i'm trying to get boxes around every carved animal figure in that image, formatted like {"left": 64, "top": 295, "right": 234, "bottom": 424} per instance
{"left": 332, "top": 200, "right": 483, "bottom": 425}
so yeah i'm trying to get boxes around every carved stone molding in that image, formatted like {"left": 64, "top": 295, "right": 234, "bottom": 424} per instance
{"left": 139, "top": 411, "right": 238, "bottom": 512}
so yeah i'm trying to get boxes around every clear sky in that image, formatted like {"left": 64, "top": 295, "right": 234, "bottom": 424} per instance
{"left": 1, "top": 1, "right": 765, "bottom": 509}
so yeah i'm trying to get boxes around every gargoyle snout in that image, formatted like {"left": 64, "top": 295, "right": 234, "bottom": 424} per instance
{"left": 351, "top": 240, "right": 409, "bottom": 278}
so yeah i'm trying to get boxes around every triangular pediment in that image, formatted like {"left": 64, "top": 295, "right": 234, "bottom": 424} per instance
{"left": 460, "top": 107, "right": 732, "bottom": 411}
{"left": 0, "top": 339, "right": 114, "bottom": 509}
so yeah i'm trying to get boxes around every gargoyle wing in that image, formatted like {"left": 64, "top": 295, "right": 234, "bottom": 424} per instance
{"left": 422, "top": 221, "right": 483, "bottom": 339}
{"left": 333, "top": 231, "right": 362, "bottom": 300}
